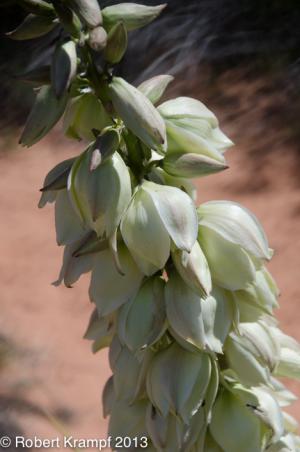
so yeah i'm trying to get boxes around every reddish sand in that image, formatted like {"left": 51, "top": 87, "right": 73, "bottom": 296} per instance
{"left": 0, "top": 124, "right": 300, "bottom": 449}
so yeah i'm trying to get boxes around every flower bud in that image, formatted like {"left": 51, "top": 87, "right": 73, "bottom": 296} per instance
{"left": 63, "top": 93, "right": 112, "bottom": 141}
{"left": 138, "top": 74, "right": 174, "bottom": 105}
{"left": 118, "top": 277, "right": 166, "bottom": 352}
{"left": 68, "top": 151, "right": 131, "bottom": 238}
{"left": 67, "top": 0, "right": 102, "bottom": 28}
{"left": 163, "top": 152, "right": 228, "bottom": 179}
{"left": 88, "top": 26, "right": 107, "bottom": 52}
{"left": 158, "top": 97, "right": 233, "bottom": 161}
{"left": 20, "top": 85, "right": 68, "bottom": 147}
{"left": 89, "top": 129, "right": 120, "bottom": 170}
{"left": 104, "top": 21, "right": 128, "bottom": 64}
{"left": 198, "top": 201, "right": 271, "bottom": 290}
{"left": 102, "top": 3, "right": 166, "bottom": 31}
{"left": 7, "top": 13, "right": 57, "bottom": 40}
{"left": 146, "top": 342, "right": 211, "bottom": 422}
{"left": 109, "top": 77, "right": 167, "bottom": 154}
{"left": 225, "top": 333, "right": 271, "bottom": 386}
{"left": 120, "top": 181, "right": 198, "bottom": 274}
{"left": 89, "top": 244, "right": 143, "bottom": 316}
{"left": 51, "top": 40, "right": 77, "bottom": 98}
{"left": 172, "top": 241, "right": 212, "bottom": 296}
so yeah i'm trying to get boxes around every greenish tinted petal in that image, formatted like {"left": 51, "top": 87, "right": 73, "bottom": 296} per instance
{"left": 84, "top": 309, "right": 115, "bottom": 353}
{"left": 89, "top": 244, "right": 143, "bottom": 316}
{"left": 20, "top": 85, "right": 68, "bottom": 146}
{"left": 102, "top": 3, "right": 166, "bottom": 31}
{"left": 138, "top": 75, "right": 174, "bottom": 105}
{"left": 238, "top": 321, "right": 280, "bottom": 371}
{"left": 210, "top": 389, "right": 262, "bottom": 452}
{"left": 102, "top": 376, "right": 114, "bottom": 418}
{"left": 276, "top": 348, "right": 300, "bottom": 381}
{"left": 67, "top": 0, "right": 102, "bottom": 28}
{"left": 165, "top": 121, "right": 225, "bottom": 162}
{"left": 158, "top": 97, "right": 218, "bottom": 126}
{"left": 51, "top": 40, "right": 77, "bottom": 98}
{"left": 199, "top": 226, "right": 256, "bottom": 290}
{"left": 69, "top": 151, "right": 131, "bottom": 238}
{"left": 121, "top": 187, "right": 170, "bottom": 269}
{"left": 55, "top": 189, "right": 86, "bottom": 245}
{"left": 163, "top": 152, "right": 228, "bottom": 178}
{"left": 113, "top": 346, "right": 141, "bottom": 401}
{"left": 225, "top": 334, "right": 271, "bottom": 386}
{"left": 203, "top": 434, "right": 224, "bottom": 451}
{"left": 204, "top": 358, "right": 219, "bottom": 423}
{"left": 198, "top": 201, "right": 271, "bottom": 260}
{"left": 251, "top": 387, "right": 284, "bottom": 443}
{"left": 146, "top": 343, "right": 209, "bottom": 420}
{"left": 118, "top": 277, "right": 166, "bottom": 351}
{"left": 269, "top": 377, "right": 297, "bottom": 408}
{"left": 63, "top": 93, "right": 112, "bottom": 141}
{"left": 7, "top": 13, "right": 57, "bottom": 40}
{"left": 18, "top": 0, "right": 55, "bottom": 17}
{"left": 143, "top": 181, "right": 198, "bottom": 252}
{"left": 165, "top": 271, "right": 206, "bottom": 350}
{"left": 109, "top": 77, "right": 167, "bottom": 153}
{"left": 202, "top": 296, "right": 223, "bottom": 353}
{"left": 172, "top": 241, "right": 212, "bottom": 296}
{"left": 53, "top": 236, "right": 95, "bottom": 287}
{"left": 39, "top": 157, "right": 75, "bottom": 193}
{"left": 104, "top": 21, "right": 128, "bottom": 64}
{"left": 149, "top": 167, "right": 197, "bottom": 202}
{"left": 211, "top": 287, "right": 236, "bottom": 345}
{"left": 108, "top": 399, "right": 148, "bottom": 441}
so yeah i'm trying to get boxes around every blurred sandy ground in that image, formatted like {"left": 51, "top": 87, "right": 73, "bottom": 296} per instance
{"left": 1, "top": 72, "right": 300, "bottom": 449}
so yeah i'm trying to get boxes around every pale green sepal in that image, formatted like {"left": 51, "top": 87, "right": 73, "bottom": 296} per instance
{"left": 251, "top": 386, "right": 284, "bottom": 443}
{"left": 149, "top": 167, "right": 197, "bottom": 202}
{"left": 201, "top": 296, "right": 223, "bottom": 353}
{"left": 51, "top": 40, "right": 77, "bottom": 98}
{"left": 67, "top": 0, "right": 102, "bottom": 28}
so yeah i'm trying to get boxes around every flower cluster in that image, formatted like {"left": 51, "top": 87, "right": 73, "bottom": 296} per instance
{"left": 11, "top": 1, "right": 300, "bottom": 451}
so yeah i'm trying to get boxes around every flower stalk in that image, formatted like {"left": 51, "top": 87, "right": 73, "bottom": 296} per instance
{"left": 10, "top": 1, "right": 300, "bottom": 450}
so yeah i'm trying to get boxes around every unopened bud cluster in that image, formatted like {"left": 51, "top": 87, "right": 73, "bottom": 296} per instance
{"left": 10, "top": 1, "right": 300, "bottom": 451}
